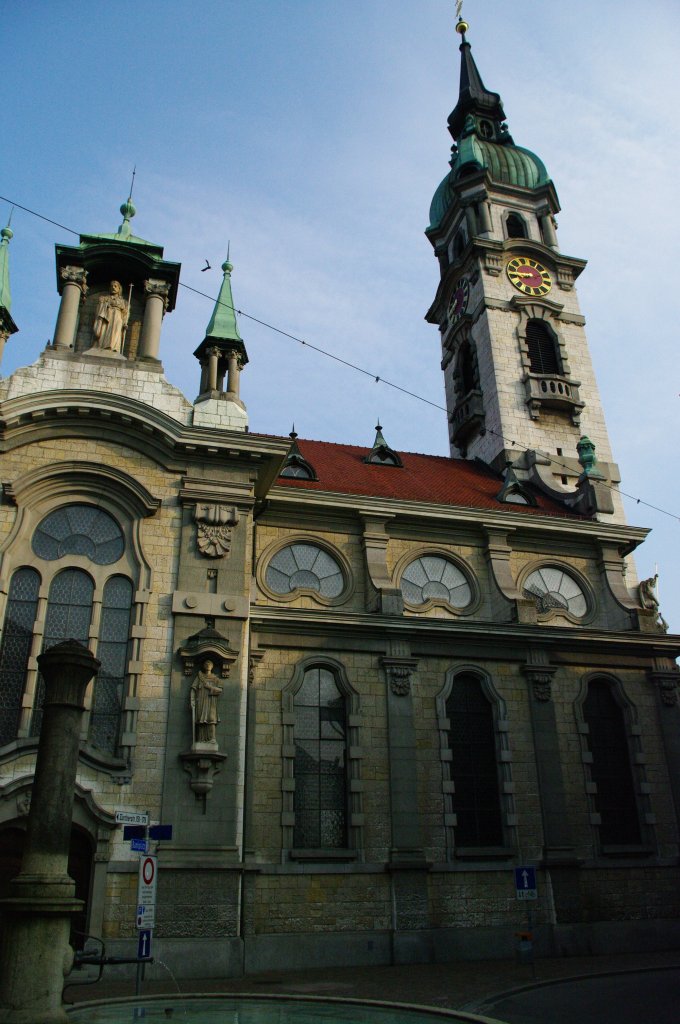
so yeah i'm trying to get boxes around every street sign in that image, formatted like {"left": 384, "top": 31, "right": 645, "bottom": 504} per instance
{"left": 514, "top": 865, "right": 537, "bottom": 901}
{"left": 130, "top": 838, "right": 148, "bottom": 853}
{"left": 148, "top": 824, "right": 173, "bottom": 842}
{"left": 124, "top": 825, "right": 147, "bottom": 841}
{"left": 115, "top": 811, "right": 149, "bottom": 826}
{"left": 137, "top": 929, "right": 152, "bottom": 960}
{"left": 136, "top": 855, "right": 157, "bottom": 929}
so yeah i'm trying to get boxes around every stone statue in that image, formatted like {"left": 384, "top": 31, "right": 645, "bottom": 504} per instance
{"left": 92, "top": 280, "right": 129, "bottom": 352}
{"left": 190, "top": 659, "right": 223, "bottom": 744}
{"left": 639, "top": 574, "right": 669, "bottom": 633}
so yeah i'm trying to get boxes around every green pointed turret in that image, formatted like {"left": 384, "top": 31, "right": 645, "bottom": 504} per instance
{"left": 194, "top": 254, "right": 248, "bottom": 401}
{"left": 204, "top": 259, "right": 243, "bottom": 343}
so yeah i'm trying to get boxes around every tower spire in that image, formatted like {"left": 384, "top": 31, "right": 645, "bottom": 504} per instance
{"left": 447, "top": 21, "right": 510, "bottom": 143}
{"left": 204, "top": 257, "right": 242, "bottom": 343}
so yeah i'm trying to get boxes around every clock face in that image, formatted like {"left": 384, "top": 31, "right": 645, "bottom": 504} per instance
{"left": 447, "top": 276, "right": 470, "bottom": 326}
{"left": 506, "top": 256, "right": 552, "bottom": 296}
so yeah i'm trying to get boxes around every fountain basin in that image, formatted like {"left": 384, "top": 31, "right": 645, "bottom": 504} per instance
{"left": 67, "top": 994, "right": 505, "bottom": 1023}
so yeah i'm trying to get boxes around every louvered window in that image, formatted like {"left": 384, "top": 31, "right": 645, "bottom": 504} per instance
{"left": 526, "top": 319, "right": 560, "bottom": 375}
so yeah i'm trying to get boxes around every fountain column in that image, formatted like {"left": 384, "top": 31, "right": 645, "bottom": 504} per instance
{"left": 0, "top": 640, "right": 100, "bottom": 1024}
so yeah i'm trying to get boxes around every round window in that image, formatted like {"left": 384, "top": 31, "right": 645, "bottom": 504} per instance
{"left": 265, "top": 543, "right": 344, "bottom": 599}
{"left": 32, "top": 505, "right": 125, "bottom": 565}
{"left": 523, "top": 566, "right": 587, "bottom": 617}
{"left": 400, "top": 556, "right": 472, "bottom": 608}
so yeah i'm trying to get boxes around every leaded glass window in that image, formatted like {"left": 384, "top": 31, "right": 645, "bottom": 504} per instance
{"left": 32, "top": 505, "right": 125, "bottom": 565}
{"left": 31, "top": 568, "right": 95, "bottom": 737}
{"left": 523, "top": 566, "right": 587, "bottom": 618}
{"left": 293, "top": 667, "right": 348, "bottom": 848}
{"left": 266, "top": 543, "right": 344, "bottom": 599}
{"left": 90, "top": 576, "right": 133, "bottom": 754}
{"left": 401, "top": 556, "right": 472, "bottom": 608}
{"left": 583, "top": 679, "right": 641, "bottom": 846}
{"left": 447, "top": 674, "right": 503, "bottom": 846}
{"left": 0, "top": 568, "right": 40, "bottom": 746}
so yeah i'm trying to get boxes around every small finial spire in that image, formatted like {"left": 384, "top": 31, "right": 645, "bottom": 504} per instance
{"left": 290, "top": 424, "right": 298, "bottom": 440}
{"left": 129, "top": 165, "right": 137, "bottom": 199}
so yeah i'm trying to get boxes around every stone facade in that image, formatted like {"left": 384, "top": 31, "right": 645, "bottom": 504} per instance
{"left": 0, "top": 31, "right": 679, "bottom": 983}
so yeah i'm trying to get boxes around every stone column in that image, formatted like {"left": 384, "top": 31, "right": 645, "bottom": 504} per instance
{"left": 0, "top": 329, "right": 9, "bottom": 368}
{"left": 0, "top": 640, "right": 100, "bottom": 1024}
{"left": 207, "top": 346, "right": 220, "bottom": 392}
{"left": 138, "top": 279, "right": 169, "bottom": 361}
{"left": 464, "top": 203, "right": 477, "bottom": 238}
{"left": 53, "top": 267, "right": 87, "bottom": 351}
{"left": 649, "top": 658, "right": 680, "bottom": 830}
{"left": 226, "top": 349, "right": 241, "bottom": 398}
{"left": 477, "top": 199, "right": 492, "bottom": 235}
{"left": 539, "top": 210, "right": 558, "bottom": 249}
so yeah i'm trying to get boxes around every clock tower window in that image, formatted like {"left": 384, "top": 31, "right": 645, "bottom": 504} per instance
{"left": 505, "top": 213, "right": 527, "bottom": 240}
{"left": 526, "top": 319, "right": 561, "bottom": 375}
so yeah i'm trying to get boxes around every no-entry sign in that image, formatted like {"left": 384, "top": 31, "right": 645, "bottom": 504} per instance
{"left": 136, "top": 855, "right": 157, "bottom": 929}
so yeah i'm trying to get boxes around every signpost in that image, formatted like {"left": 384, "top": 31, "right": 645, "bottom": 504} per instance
{"left": 130, "top": 838, "right": 148, "bottom": 853}
{"left": 137, "top": 929, "right": 152, "bottom": 960}
{"left": 136, "top": 855, "right": 157, "bottom": 930}
{"left": 115, "top": 811, "right": 149, "bottom": 826}
{"left": 514, "top": 865, "right": 537, "bottom": 901}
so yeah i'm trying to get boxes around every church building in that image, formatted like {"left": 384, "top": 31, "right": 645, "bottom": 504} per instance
{"left": 0, "top": 21, "right": 679, "bottom": 977}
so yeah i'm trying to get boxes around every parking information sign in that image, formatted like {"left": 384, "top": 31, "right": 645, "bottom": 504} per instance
{"left": 136, "top": 855, "right": 157, "bottom": 929}
{"left": 514, "top": 865, "right": 537, "bottom": 901}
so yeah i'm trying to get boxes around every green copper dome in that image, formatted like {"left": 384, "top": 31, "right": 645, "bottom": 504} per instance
{"left": 429, "top": 137, "right": 550, "bottom": 230}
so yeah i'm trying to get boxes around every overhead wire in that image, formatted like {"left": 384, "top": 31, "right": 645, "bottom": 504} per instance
{"left": 1, "top": 192, "right": 677, "bottom": 524}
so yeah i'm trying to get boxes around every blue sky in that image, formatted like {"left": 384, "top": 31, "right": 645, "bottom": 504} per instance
{"left": 4, "top": 0, "right": 679, "bottom": 630}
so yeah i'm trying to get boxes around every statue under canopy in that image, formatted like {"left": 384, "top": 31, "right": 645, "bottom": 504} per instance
{"left": 92, "top": 280, "right": 129, "bottom": 352}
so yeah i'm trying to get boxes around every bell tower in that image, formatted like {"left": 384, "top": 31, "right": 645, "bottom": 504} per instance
{"left": 426, "top": 20, "right": 622, "bottom": 513}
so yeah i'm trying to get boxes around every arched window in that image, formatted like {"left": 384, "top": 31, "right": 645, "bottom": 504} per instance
{"left": 457, "top": 339, "right": 477, "bottom": 396}
{"left": 506, "top": 213, "right": 527, "bottom": 239}
{"left": 526, "top": 319, "right": 560, "bottom": 375}
{"left": 400, "top": 555, "right": 473, "bottom": 610}
{"left": 293, "top": 667, "right": 348, "bottom": 849}
{"left": 0, "top": 503, "right": 137, "bottom": 760}
{"left": 446, "top": 674, "right": 504, "bottom": 847}
{"left": 583, "top": 679, "right": 641, "bottom": 846}
{"left": 265, "top": 542, "right": 345, "bottom": 599}
{"left": 0, "top": 568, "right": 40, "bottom": 746}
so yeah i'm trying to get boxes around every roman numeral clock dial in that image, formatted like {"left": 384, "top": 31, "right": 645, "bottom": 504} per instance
{"left": 506, "top": 256, "right": 553, "bottom": 296}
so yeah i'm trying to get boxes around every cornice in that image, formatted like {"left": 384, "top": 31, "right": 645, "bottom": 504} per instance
{"left": 251, "top": 605, "right": 680, "bottom": 659}
{"left": 266, "top": 485, "right": 649, "bottom": 546}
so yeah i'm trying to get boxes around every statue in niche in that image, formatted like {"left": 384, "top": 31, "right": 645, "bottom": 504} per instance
{"left": 92, "top": 280, "right": 129, "bottom": 352}
{"left": 190, "top": 659, "right": 223, "bottom": 745}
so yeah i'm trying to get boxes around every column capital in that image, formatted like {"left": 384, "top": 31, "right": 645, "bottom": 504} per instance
{"left": 144, "top": 278, "right": 170, "bottom": 309}
{"left": 60, "top": 265, "right": 88, "bottom": 296}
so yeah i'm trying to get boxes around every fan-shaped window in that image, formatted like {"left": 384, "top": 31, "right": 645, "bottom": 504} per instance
{"left": 0, "top": 568, "right": 40, "bottom": 746}
{"left": 266, "top": 543, "right": 344, "bottom": 599}
{"left": 401, "top": 556, "right": 472, "bottom": 608}
{"left": 33, "top": 505, "right": 124, "bottom": 565}
{"left": 583, "top": 679, "right": 641, "bottom": 846}
{"left": 523, "top": 566, "right": 587, "bottom": 618}
{"left": 293, "top": 667, "right": 348, "bottom": 849}
{"left": 506, "top": 213, "right": 527, "bottom": 239}
{"left": 447, "top": 674, "right": 503, "bottom": 846}
{"left": 526, "top": 319, "right": 560, "bottom": 375}
{"left": 503, "top": 491, "right": 529, "bottom": 505}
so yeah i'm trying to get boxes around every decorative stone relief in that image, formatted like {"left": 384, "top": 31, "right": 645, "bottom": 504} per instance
{"left": 194, "top": 504, "right": 239, "bottom": 558}
{"left": 60, "top": 265, "right": 88, "bottom": 294}
{"left": 381, "top": 656, "right": 418, "bottom": 697}
{"left": 144, "top": 278, "right": 170, "bottom": 308}
{"left": 521, "top": 654, "right": 556, "bottom": 702}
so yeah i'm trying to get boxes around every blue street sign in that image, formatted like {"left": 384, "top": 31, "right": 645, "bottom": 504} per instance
{"left": 137, "top": 929, "right": 152, "bottom": 959}
{"left": 514, "top": 865, "right": 537, "bottom": 901}
{"left": 123, "top": 825, "right": 146, "bottom": 841}
{"left": 130, "top": 838, "right": 148, "bottom": 853}
{"left": 149, "top": 824, "right": 172, "bottom": 841}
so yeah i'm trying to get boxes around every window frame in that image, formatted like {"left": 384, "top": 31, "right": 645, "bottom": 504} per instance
{"left": 281, "top": 657, "right": 363, "bottom": 861}
{"left": 519, "top": 560, "right": 595, "bottom": 625}
{"left": 437, "top": 667, "right": 516, "bottom": 861}
{"left": 257, "top": 536, "right": 354, "bottom": 607}
{"left": 395, "top": 548, "right": 479, "bottom": 617}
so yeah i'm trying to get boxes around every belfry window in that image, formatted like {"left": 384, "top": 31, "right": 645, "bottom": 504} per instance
{"left": 583, "top": 679, "right": 641, "bottom": 846}
{"left": 526, "top": 319, "right": 560, "bottom": 375}
{"left": 446, "top": 673, "right": 503, "bottom": 847}
{"left": 506, "top": 213, "right": 527, "bottom": 239}
{"left": 293, "top": 667, "right": 348, "bottom": 849}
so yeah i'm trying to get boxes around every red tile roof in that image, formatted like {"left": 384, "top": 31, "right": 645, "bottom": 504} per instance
{"left": 273, "top": 437, "right": 582, "bottom": 518}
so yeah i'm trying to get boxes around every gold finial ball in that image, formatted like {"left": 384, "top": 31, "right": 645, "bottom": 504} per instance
{"left": 456, "top": 19, "right": 469, "bottom": 35}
